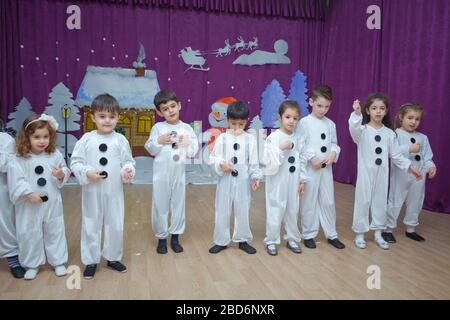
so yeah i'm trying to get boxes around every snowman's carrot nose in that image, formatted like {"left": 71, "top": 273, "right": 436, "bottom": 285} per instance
{"left": 213, "top": 111, "right": 221, "bottom": 118}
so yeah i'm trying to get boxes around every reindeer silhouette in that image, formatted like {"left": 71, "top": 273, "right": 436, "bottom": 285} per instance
{"left": 247, "top": 37, "right": 258, "bottom": 50}
{"left": 233, "top": 36, "right": 246, "bottom": 52}
{"left": 216, "top": 39, "right": 232, "bottom": 57}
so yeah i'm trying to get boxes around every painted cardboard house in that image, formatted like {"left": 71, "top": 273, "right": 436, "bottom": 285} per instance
{"left": 76, "top": 66, "right": 160, "bottom": 156}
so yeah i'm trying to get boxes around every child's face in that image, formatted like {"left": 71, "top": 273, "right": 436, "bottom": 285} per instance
{"left": 30, "top": 127, "right": 50, "bottom": 154}
{"left": 401, "top": 110, "right": 422, "bottom": 132}
{"left": 91, "top": 110, "right": 119, "bottom": 135}
{"left": 366, "top": 99, "right": 387, "bottom": 124}
{"left": 309, "top": 96, "right": 331, "bottom": 119}
{"left": 279, "top": 108, "right": 300, "bottom": 133}
{"left": 157, "top": 100, "right": 181, "bottom": 125}
{"left": 227, "top": 118, "right": 247, "bottom": 133}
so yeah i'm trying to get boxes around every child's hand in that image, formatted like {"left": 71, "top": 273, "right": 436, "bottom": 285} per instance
{"left": 408, "top": 165, "right": 422, "bottom": 181}
{"left": 178, "top": 134, "right": 190, "bottom": 148}
{"left": 122, "top": 168, "right": 134, "bottom": 180}
{"left": 428, "top": 167, "right": 437, "bottom": 179}
{"left": 87, "top": 170, "right": 103, "bottom": 183}
{"left": 52, "top": 164, "right": 65, "bottom": 180}
{"left": 157, "top": 133, "right": 173, "bottom": 145}
{"left": 251, "top": 179, "right": 260, "bottom": 191}
{"left": 310, "top": 156, "right": 322, "bottom": 170}
{"left": 298, "top": 183, "right": 305, "bottom": 196}
{"left": 353, "top": 99, "right": 362, "bottom": 115}
{"left": 409, "top": 143, "right": 421, "bottom": 153}
{"left": 219, "top": 161, "right": 233, "bottom": 173}
{"left": 322, "top": 151, "right": 336, "bottom": 165}
{"left": 279, "top": 141, "right": 293, "bottom": 151}
{"left": 25, "top": 192, "right": 43, "bottom": 204}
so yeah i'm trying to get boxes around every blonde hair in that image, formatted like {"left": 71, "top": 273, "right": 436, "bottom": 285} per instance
{"left": 17, "top": 115, "right": 57, "bottom": 158}
{"left": 395, "top": 102, "right": 424, "bottom": 129}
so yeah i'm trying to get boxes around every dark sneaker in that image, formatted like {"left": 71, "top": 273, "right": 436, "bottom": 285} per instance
{"left": 406, "top": 231, "right": 425, "bottom": 242}
{"left": 10, "top": 266, "right": 25, "bottom": 279}
{"left": 238, "top": 242, "right": 257, "bottom": 254}
{"left": 303, "top": 238, "right": 316, "bottom": 249}
{"left": 83, "top": 264, "right": 97, "bottom": 279}
{"left": 382, "top": 232, "right": 397, "bottom": 243}
{"left": 327, "top": 238, "right": 346, "bottom": 249}
{"left": 209, "top": 245, "right": 227, "bottom": 254}
{"left": 107, "top": 261, "right": 127, "bottom": 273}
{"left": 157, "top": 239, "right": 168, "bottom": 254}
{"left": 171, "top": 234, "right": 184, "bottom": 253}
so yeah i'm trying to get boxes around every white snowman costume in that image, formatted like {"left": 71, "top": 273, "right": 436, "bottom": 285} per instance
{"left": 297, "top": 114, "right": 341, "bottom": 240}
{"left": 71, "top": 131, "right": 135, "bottom": 265}
{"left": 348, "top": 112, "right": 411, "bottom": 233}
{"left": 209, "top": 131, "right": 262, "bottom": 246}
{"left": 387, "top": 128, "right": 435, "bottom": 230}
{"left": 9, "top": 149, "right": 69, "bottom": 269}
{"left": 1, "top": 133, "right": 30, "bottom": 259}
{"left": 263, "top": 130, "right": 308, "bottom": 245}
{"left": 145, "top": 121, "right": 198, "bottom": 239}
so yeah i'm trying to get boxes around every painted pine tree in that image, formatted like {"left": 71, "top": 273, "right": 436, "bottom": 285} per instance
{"left": 288, "top": 70, "right": 309, "bottom": 117}
{"left": 261, "top": 80, "right": 285, "bottom": 128}
{"left": 6, "top": 97, "right": 34, "bottom": 132}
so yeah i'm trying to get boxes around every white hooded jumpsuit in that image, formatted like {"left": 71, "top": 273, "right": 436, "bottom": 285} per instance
{"left": 209, "top": 131, "right": 262, "bottom": 246}
{"left": 348, "top": 112, "right": 411, "bottom": 233}
{"left": 263, "top": 130, "right": 308, "bottom": 245}
{"left": 297, "top": 115, "right": 341, "bottom": 240}
{"left": 145, "top": 121, "right": 199, "bottom": 239}
{"left": 387, "top": 128, "right": 435, "bottom": 229}
{"left": 71, "top": 131, "right": 135, "bottom": 265}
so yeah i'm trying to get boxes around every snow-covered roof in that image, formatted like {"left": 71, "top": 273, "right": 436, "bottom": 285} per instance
{"left": 76, "top": 66, "right": 160, "bottom": 109}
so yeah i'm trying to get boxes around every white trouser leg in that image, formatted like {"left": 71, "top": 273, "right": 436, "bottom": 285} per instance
{"left": 317, "top": 170, "right": 338, "bottom": 239}
{"left": 102, "top": 196, "right": 124, "bottom": 262}
{"left": 43, "top": 203, "right": 68, "bottom": 267}
{"left": 168, "top": 182, "right": 186, "bottom": 235}
{"left": 403, "top": 178, "right": 425, "bottom": 227}
{"left": 283, "top": 181, "right": 301, "bottom": 242}
{"left": 152, "top": 179, "right": 171, "bottom": 239}
{"left": 301, "top": 169, "right": 320, "bottom": 240}
{"left": 370, "top": 172, "right": 389, "bottom": 231}
{"left": 232, "top": 182, "right": 253, "bottom": 243}
{"left": 213, "top": 179, "right": 232, "bottom": 246}
{"left": 0, "top": 188, "right": 19, "bottom": 258}
{"left": 81, "top": 191, "right": 103, "bottom": 265}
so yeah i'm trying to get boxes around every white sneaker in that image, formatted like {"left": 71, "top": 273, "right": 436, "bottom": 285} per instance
{"left": 266, "top": 244, "right": 278, "bottom": 256}
{"left": 354, "top": 237, "right": 367, "bottom": 249}
{"left": 54, "top": 265, "right": 67, "bottom": 277}
{"left": 375, "top": 237, "right": 390, "bottom": 250}
{"left": 24, "top": 268, "right": 39, "bottom": 280}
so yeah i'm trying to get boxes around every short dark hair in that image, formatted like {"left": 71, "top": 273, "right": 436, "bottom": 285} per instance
{"left": 278, "top": 100, "right": 301, "bottom": 117}
{"left": 311, "top": 84, "right": 333, "bottom": 101}
{"left": 227, "top": 101, "right": 249, "bottom": 120}
{"left": 154, "top": 90, "right": 179, "bottom": 111}
{"left": 91, "top": 93, "right": 120, "bottom": 115}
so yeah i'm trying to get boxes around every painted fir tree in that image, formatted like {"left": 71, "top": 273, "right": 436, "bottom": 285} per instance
{"left": 288, "top": 70, "right": 309, "bottom": 117}
{"left": 261, "top": 80, "right": 285, "bottom": 128}
{"left": 6, "top": 97, "right": 34, "bottom": 132}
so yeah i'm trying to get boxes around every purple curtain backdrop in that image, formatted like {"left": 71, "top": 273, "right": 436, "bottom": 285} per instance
{"left": 1, "top": 0, "right": 449, "bottom": 213}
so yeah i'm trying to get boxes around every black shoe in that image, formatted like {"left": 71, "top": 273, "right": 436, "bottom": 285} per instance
{"left": 382, "top": 232, "right": 397, "bottom": 243}
{"left": 209, "top": 245, "right": 227, "bottom": 254}
{"left": 171, "top": 234, "right": 184, "bottom": 253}
{"left": 304, "top": 238, "right": 316, "bottom": 249}
{"left": 405, "top": 231, "right": 425, "bottom": 242}
{"left": 327, "top": 238, "right": 345, "bottom": 249}
{"left": 107, "top": 261, "right": 127, "bottom": 273}
{"left": 157, "top": 239, "right": 168, "bottom": 254}
{"left": 238, "top": 242, "right": 257, "bottom": 254}
{"left": 10, "top": 266, "right": 25, "bottom": 279}
{"left": 83, "top": 264, "right": 97, "bottom": 279}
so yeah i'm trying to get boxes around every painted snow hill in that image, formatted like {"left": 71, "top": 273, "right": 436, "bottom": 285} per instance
{"left": 76, "top": 66, "right": 160, "bottom": 109}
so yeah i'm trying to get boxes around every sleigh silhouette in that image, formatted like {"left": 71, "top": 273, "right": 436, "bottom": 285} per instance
{"left": 179, "top": 47, "right": 210, "bottom": 72}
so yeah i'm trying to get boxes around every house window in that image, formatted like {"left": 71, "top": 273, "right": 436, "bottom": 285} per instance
{"left": 138, "top": 115, "right": 151, "bottom": 133}
{"left": 118, "top": 115, "right": 131, "bottom": 126}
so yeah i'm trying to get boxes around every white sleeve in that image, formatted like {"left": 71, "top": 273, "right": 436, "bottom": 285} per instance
{"left": 53, "top": 150, "right": 71, "bottom": 189}
{"left": 119, "top": 136, "right": 136, "bottom": 183}
{"left": 70, "top": 137, "right": 95, "bottom": 185}
{"left": 248, "top": 135, "right": 262, "bottom": 180}
{"left": 209, "top": 134, "right": 226, "bottom": 176}
{"left": 390, "top": 134, "right": 411, "bottom": 171}
{"left": 348, "top": 112, "right": 364, "bottom": 144}
{"left": 144, "top": 124, "right": 163, "bottom": 156}
{"left": 298, "top": 136, "right": 309, "bottom": 183}
{"left": 330, "top": 121, "right": 341, "bottom": 162}
{"left": 7, "top": 157, "right": 33, "bottom": 204}
{"left": 297, "top": 121, "right": 315, "bottom": 161}
{"left": 263, "top": 134, "right": 283, "bottom": 176}
{"left": 422, "top": 136, "right": 436, "bottom": 172}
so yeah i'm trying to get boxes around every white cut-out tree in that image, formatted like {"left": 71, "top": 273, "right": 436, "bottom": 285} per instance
{"left": 288, "top": 70, "right": 309, "bottom": 118}
{"left": 261, "top": 80, "right": 285, "bottom": 128}
{"left": 44, "top": 82, "right": 81, "bottom": 160}
{"left": 249, "top": 115, "right": 266, "bottom": 162}
{"left": 6, "top": 97, "right": 34, "bottom": 132}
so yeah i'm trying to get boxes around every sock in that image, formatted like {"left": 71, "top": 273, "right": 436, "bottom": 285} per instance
{"left": 7, "top": 255, "right": 20, "bottom": 269}
{"left": 374, "top": 230, "right": 382, "bottom": 239}
{"left": 355, "top": 233, "right": 365, "bottom": 241}
{"left": 406, "top": 226, "right": 416, "bottom": 233}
